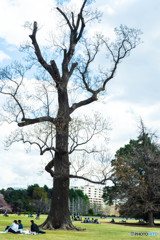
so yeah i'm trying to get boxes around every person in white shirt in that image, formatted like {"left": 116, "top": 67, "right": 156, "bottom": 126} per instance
{"left": 5, "top": 220, "right": 21, "bottom": 234}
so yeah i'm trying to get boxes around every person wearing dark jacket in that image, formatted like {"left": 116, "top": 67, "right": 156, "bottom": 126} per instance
{"left": 18, "top": 220, "right": 23, "bottom": 230}
{"left": 30, "top": 220, "right": 45, "bottom": 234}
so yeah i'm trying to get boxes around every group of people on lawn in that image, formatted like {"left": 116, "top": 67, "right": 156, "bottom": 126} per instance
{"left": 5, "top": 219, "right": 45, "bottom": 234}
{"left": 83, "top": 217, "right": 100, "bottom": 224}
{"left": 5, "top": 216, "right": 100, "bottom": 233}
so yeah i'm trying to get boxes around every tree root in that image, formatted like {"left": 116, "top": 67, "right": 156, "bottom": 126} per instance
{"left": 39, "top": 219, "right": 55, "bottom": 230}
{"left": 39, "top": 219, "right": 85, "bottom": 231}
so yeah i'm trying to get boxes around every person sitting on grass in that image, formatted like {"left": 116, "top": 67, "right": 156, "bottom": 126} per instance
{"left": 110, "top": 218, "right": 115, "bottom": 223}
{"left": 30, "top": 220, "right": 46, "bottom": 234}
{"left": 18, "top": 220, "right": 23, "bottom": 230}
{"left": 94, "top": 219, "right": 100, "bottom": 224}
{"left": 91, "top": 218, "right": 94, "bottom": 223}
{"left": 119, "top": 220, "right": 126, "bottom": 223}
{"left": 3, "top": 211, "right": 8, "bottom": 217}
{"left": 83, "top": 218, "right": 87, "bottom": 223}
{"left": 5, "top": 220, "right": 21, "bottom": 234}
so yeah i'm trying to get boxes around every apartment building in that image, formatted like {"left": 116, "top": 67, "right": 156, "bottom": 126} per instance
{"left": 71, "top": 185, "right": 105, "bottom": 212}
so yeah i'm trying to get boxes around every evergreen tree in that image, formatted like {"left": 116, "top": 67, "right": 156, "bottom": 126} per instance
{"left": 103, "top": 122, "right": 160, "bottom": 226}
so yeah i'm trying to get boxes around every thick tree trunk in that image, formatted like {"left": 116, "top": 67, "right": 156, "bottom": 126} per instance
{"left": 148, "top": 211, "right": 154, "bottom": 227}
{"left": 41, "top": 161, "right": 74, "bottom": 230}
{"left": 41, "top": 87, "right": 83, "bottom": 230}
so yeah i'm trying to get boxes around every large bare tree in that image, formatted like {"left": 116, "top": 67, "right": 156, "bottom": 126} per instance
{"left": 0, "top": 0, "right": 141, "bottom": 230}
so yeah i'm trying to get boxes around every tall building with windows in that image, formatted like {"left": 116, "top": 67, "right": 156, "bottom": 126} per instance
{"left": 71, "top": 185, "right": 105, "bottom": 214}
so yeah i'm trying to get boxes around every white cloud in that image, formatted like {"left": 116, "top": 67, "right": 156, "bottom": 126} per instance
{"left": 114, "top": 0, "right": 136, "bottom": 7}
{"left": 0, "top": 140, "right": 53, "bottom": 189}
{"left": 96, "top": 0, "right": 137, "bottom": 15}
{"left": 0, "top": 0, "right": 57, "bottom": 46}
{"left": 0, "top": 50, "right": 10, "bottom": 62}
{"left": 104, "top": 99, "right": 160, "bottom": 155}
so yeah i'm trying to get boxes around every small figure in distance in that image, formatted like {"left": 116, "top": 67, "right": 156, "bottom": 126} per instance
{"left": 94, "top": 219, "right": 100, "bottom": 224}
{"left": 3, "top": 211, "right": 8, "bottom": 217}
{"left": 35, "top": 212, "right": 40, "bottom": 220}
{"left": 83, "top": 217, "right": 87, "bottom": 223}
{"left": 110, "top": 218, "right": 115, "bottom": 223}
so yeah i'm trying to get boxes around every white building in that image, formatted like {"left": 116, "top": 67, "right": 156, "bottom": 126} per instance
{"left": 71, "top": 185, "right": 105, "bottom": 213}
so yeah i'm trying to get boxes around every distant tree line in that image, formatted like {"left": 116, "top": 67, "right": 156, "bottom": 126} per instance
{"left": 69, "top": 189, "right": 90, "bottom": 215}
{"left": 0, "top": 184, "right": 89, "bottom": 215}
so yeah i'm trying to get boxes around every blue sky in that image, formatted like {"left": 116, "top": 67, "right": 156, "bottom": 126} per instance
{"left": 0, "top": 0, "right": 160, "bottom": 189}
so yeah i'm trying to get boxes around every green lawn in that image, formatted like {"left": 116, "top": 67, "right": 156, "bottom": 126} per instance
{"left": 0, "top": 214, "right": 160, "bottom": 240}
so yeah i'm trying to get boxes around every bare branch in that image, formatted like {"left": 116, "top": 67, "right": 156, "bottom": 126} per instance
{"left": 45, "top": 161, "right": 110, "bottom": 184}
{"left": 68, "top": 62, "right": 78, "bottom": 78}
{"left": 18, "top": 116, "right": 57, "bottom": 127}
{"left": 69, "top": 174, "right": 110, "bottom": 185}
{"left": 57, "top": 7, "right": 73, "bottom": 31}
{"left": 41, "top": 146, "right": 58, "bottom": 155}
{"left": 21, "top": 139, "right": 43, "bottom": 154}
{"left": 29, "top": 22, "right": 51, "bottom": 71}
{"left": 1, "top": 91, "right": 25, "bottom": 120}
{"left": 29, "top": 22, "right": 61, "bottom": 83}
{"left": 75, "top": 0, "right": 87, "bottom": 31}
{"left": 70, "top": 148, "right": 101, "bottom": 154}
{"left": 5, "top": 126, "right": 58, "bottom": 157}
{"left": 57, "top": 1, "right": 89, "bottom": 81}
{"left": 69, "top": 120, "right": 105, "bottom": 154}
{"left": 74, "top": 25, "right": 141, "bottom": 100}
{"left": 71, "top": 12, "right": 76, "bottom": 29}
{"left": 69, "top": 94, "right": 97, "bottom": 114}
{"left": 0, "top": 64, "right": 27, "bottom": 120}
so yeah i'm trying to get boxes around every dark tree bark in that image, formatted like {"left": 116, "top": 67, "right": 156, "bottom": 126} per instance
{"left": 48, "top": 89, "right": 72, "bottom": 229}
{"left": 42, "top": 87, "right": 74, "bottom": 229}
{"left": 148, "top": 211, "right": 154, "bottom": 227}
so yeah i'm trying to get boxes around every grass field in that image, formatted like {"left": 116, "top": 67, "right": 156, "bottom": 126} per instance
{"left": 0, "top": 214, "right": 160, "bottom": 240}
